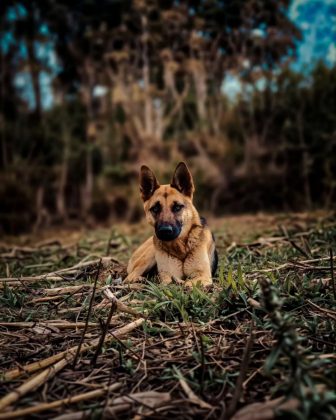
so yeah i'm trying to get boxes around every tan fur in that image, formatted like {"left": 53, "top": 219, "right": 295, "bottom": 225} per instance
{"left": 124, "top": 163, "right": 216, "bottom": 288}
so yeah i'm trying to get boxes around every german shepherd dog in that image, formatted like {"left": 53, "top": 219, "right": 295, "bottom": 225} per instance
{"left": 124, "top": 162, "right": 218, "bottom": 287}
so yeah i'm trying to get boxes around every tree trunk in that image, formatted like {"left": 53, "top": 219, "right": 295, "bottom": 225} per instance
{"left": 56, "top": 121, "right": 70, "bottom": 220}
{"left": 81, "top": 137, "right": 93, "bottom": 219}
{"left": 141, "top": 15, "right": 153, "bottom": 138}
{"left": 26, "top": 40, "right": 41, "bottom": 116}
{"left": 34, "top": 186, "right": 50, "bottom": 232}
{"left": 297, "top": 110, "right": 312, "bottom": 209}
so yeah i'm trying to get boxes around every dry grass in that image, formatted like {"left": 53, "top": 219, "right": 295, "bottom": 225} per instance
{"left": 0, "top": 213, "right": 336, "bottom": 419}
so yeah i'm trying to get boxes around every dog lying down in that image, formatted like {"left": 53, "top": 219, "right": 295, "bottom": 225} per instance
{"left": 124, "top": 162, "right": 218, "bottom": 288}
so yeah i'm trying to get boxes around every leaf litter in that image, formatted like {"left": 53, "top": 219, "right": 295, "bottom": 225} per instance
{"left": 0, "top": 213, "right": 335, "bottom": 419}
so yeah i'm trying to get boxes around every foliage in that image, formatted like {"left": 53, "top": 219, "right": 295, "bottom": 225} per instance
{"left": 3, "top": 0, "right": 332, "bottom": 233}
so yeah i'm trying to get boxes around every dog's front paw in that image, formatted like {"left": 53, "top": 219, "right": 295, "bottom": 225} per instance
{"left": 159, "top": 272, "right": 184, "bottom": 285}
{"left": 159, "top": 271, "right": 173, "bottom": 285}
{"left": 124, "top": 273, "right": 146, "bottom": 284}
{"left": 184, "top": 278, "right": 213, "bottom": 289}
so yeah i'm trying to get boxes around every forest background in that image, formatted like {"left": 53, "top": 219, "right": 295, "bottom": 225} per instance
{"left": 1, "top": 0, "right": 336, "bottom": 234}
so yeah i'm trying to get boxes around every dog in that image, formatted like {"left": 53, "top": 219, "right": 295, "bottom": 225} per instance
{"left": 124, "top": 162, "right": 218, "bottom": 287}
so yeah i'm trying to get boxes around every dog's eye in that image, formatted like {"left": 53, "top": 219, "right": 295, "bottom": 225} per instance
{"left": 150, "top": 203, "right": 161, "bottom": 215}
{"left": 172, "top": 203, "right": 184, "bottom": 213}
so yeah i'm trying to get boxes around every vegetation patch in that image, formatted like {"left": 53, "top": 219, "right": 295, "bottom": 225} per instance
{"left": 0, "top": 214, "right": 335, "bottom": 419}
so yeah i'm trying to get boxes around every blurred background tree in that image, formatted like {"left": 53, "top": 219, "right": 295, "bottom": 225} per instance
{"left": 0, "top": 0, "right": 335, "bottom": 233}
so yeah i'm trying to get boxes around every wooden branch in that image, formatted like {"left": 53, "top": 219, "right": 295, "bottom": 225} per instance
{"left": 162, "top": 80, "right": 190, "bottom": 134}
{"left": 0, "top": 257, "right": 115, "bottom": 284}
{"left": 103, "top": 287, "right": 142, "bottom": 317}
{"left": 0, "top": 321, "right": 100, "bottom": 330}
{"left": 2, "top": 349, "right": 69, "bottom": 382}
{"left": 31, "top": 294, "right": 83, "bottom": 303}
{"left": 176, "top": 367, "right": 211, "bottom": 409}
{"left": 254, "top": 255, "right": 336, "bottom": 274}
{"left": 51, "top": 391, "right": 171, "bottom": 420}
{"left": 330, "top": 248, "right": 336, "bottom": 299}
{"left": 0, "top": 318, "right": 145, "bottom": 410}
{"left": 0, "top": 383, "right": 122, "bottom": 419}
{"left": 0, "top": 357, "right": 71, "bottom": 411}
{"left": 228, "top": 322, "right": 254, "bottom": 417}
{"left": 307, "top": 300, "right": 336, "bottom": 320}
{"left": 1, "top": 317, "right": 122, "bottom": 382}
{"left": 42, "top": 285, "right": 92, "bottom": 296}
{"left": 72, "top": 260, "right": 101, "bottom": 368}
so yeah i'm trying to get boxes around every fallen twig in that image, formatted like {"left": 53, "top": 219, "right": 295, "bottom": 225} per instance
{"left": 91, "top": 299, "right": 117, "bottom": 366}
{"left": 307, "top": 300, "right": 336, "bottom": 320}
{"left": 72, "top": 260, "right": 102, "bottom": 368}
{"left": 176, "top": 367, "right": 212, "bottom": 409}
{"left": 0, "top": 318, "right": 145, "bottom": 411}
{"left": 0, "top": 383, "right": 122, "bottom": 419}
{"left": 0, "top": 321, "right": 106, "bottom": 330}
{"left": 227, "top": 321, "right": 255, "bottom": 418}
{"left": 330, "top": 248, "right": 336, "bottom": 299}
{"left": 103, "top": 286, "right": 142, "bottom": 317}
{"left": 0, "top": 257, "right": 115, "bottom": 284}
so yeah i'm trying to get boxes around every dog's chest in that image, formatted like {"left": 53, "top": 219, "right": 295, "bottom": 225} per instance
{"left": 155, "top": 250, "right": 184, "bottom": 278}
{"left": 154, "top": 226, "right": 204, "bottom": 278}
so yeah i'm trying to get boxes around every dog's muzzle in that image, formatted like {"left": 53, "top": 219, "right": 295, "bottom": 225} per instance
{"left": 155, "top": 222, "right": 181, "bottom": 241}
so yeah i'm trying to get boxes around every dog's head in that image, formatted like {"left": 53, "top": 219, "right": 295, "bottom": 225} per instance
{"left": 139, "top": 162, "right": 197, "bottom": 241}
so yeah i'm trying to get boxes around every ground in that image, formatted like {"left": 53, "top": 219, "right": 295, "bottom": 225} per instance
{"left": 0, "top": 213, "right": 335, "bottom": 419}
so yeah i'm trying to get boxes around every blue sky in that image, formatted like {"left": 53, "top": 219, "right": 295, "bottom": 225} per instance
{"left": 289, "top": 0, "right": 336, "bottom": 70}
{"left": 223, "top": 0, "right": 336, "bottom": 100}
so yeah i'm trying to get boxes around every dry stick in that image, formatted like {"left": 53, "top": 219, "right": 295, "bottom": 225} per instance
{"left": 54, "top": 256, "right": 114, "bottom": 274}
{"left": 2, "top": 318, "right": 140, "bottom": 381}
{"left": 2, "top": 350, "right": 69, "bottom": 382}
{"left": 0, "top": 257, "right": 115, "bottom": 284}
{"left": 0, "top": 321, "right": 102, "bottom": 330}
{"left": 0, "top": 383, "right": 122, "bottom": 419}
{"left": 254, "top": 255, "right": 336, "bottom": 273}
{"left": 91, "top": 300, "right": 117, "bottom": 366}
{"left": 103, "top": 320, "right": 122, "bottom": 412}
{"left": 0, "top": 355, "right": 72, "bottom": 412}
{"left": 0, "top": 318, "right": 145, "bottom": 411}
{"left": 102, "top": 287, "right": 142, "bottom": 317}
{"left": 31, "top": 294, "right": 85, "bottom": 303}
{"left": 198, "top": 332, "right": 206, "bottom": 395}
{"left": 177, "top": 369, "right": 212, "bottom": 410}
{"left": 72, "top": 259, "right": 101, "bottom": 368}
{"left": 42, "top": 285, "right": 92, "bottom": 296}
{"left": 106, "top": 330, "right": 142, "bottom": 362}
{"left": 307, "top": 300, "right": 336, "bottom": 319}
{"left": 288, "top": 239, "right": 311, "bottom": 259}
{"left": 247, "top": 297, "right": 261, "bottom": 309}
{"left": 0, "top": 276, "right": 66, "bottom": 284}
{"left": 330, "top": 248, "right": 336, "bottom": 300}
{"left": 227, "top": 322, "right": 255, "bottom": 418}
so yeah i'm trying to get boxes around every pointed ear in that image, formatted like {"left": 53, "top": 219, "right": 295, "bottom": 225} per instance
{"left": 140, "top": 165, "right": 160, "bottom": 202}
{"left": 170, "top": 162, "right": 194, "bottom": 198}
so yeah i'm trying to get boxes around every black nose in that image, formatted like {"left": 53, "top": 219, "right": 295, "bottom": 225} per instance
{"left": 158, "top": 225, "right": 173, "bottom": 234}
{"left": 155, "top": 223, "right": 180, "bottom": 241}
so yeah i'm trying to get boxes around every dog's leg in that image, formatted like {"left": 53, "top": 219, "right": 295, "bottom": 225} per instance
{"left": 184, "top": 273, "right": 213, "bottom": 288}
{"left": 183, "top": 244, "right": 213, "bottom": 288}
{"left": 159, "top": 271, "right": 173, "bottom": 285}
{"left": 159, "top": 271, "right": 185, "bottom": 285}
{"left": 124, "top": 237, "right": 156, "bottom": 283}
{"left": 156, "top": 250, "right": 184, "bottom": 285}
